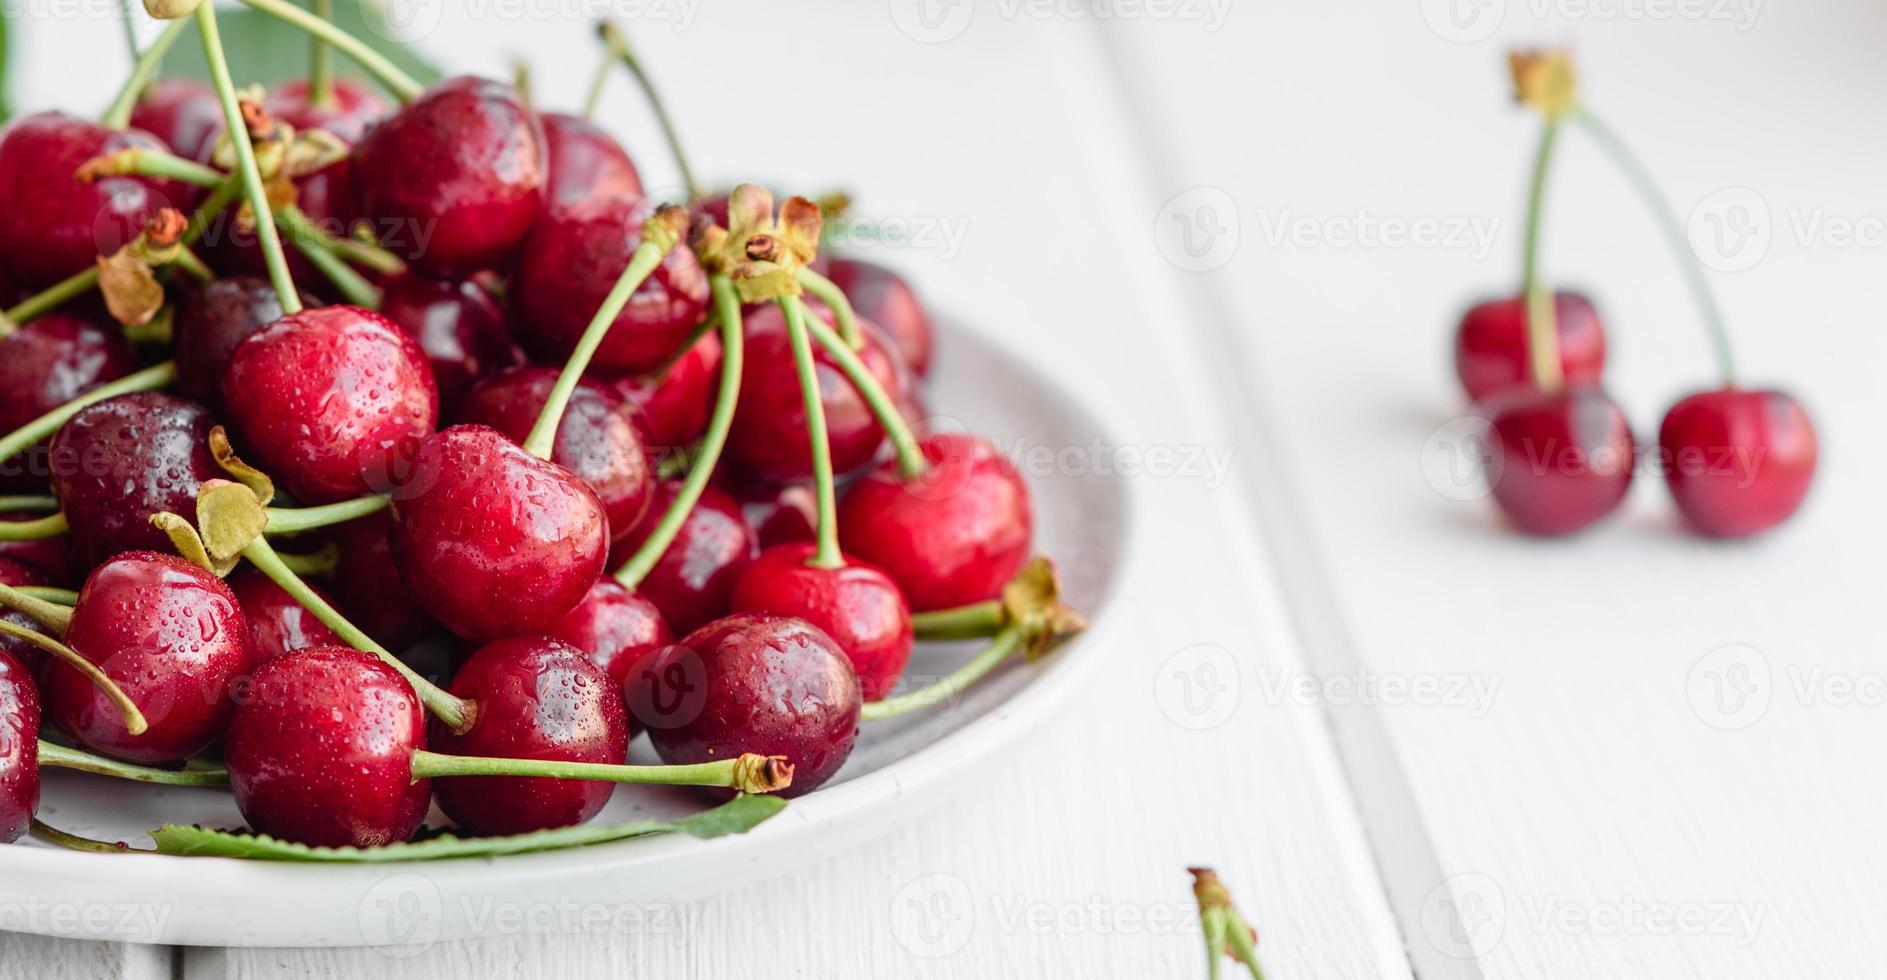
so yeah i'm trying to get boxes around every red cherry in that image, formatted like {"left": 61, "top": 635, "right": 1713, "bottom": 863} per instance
{"left": 0, "top": 112, "right": 186, "bottom": 288}
{"left": 390, "top": 425, "right": 608, "bottom": 641}
{"left": 0, "top": 513, "right": 75, "bottom": 585}
{"left": 50, "top": 393, "right": 220, "bottom": 568}
{"left": 837, "top": 433, "right": 1032, "bottom": 611}
{"left": 378, "top": 273, "right": 523, "bottom": 417}
{"left": 729, "top": 302, "right": 908, "bottom": 482}
{"left": 0, "top": 651, "right": 39, "bottom": 843}
{"left": 509, "top": 197, "right": 710, "bottom": 375}
{"left": 228, "top": 569, "right": 343, "bottom": 664}
{"left": 326, "top": 513, "right": 439, "bottom": 650}
{"left": 611, "top": 480, "right": 754, "bottom": 635}
{"left": 351, "top": 77, "right": 545, "bottom": 277}
{"left": 128, "top": 80, "right": 224, "bottom": 162}
{"left": 42, "top": 552, "right": 252, "bottom": 765}
{"left": 264, "top": 78, "right": 388, "bottom": 143}
{"left": 729, "top": 545, "right": 913, "bottom": 701}
{"left": 1455, "top": 292, "right": 1607, "bottom": 402}
{"left": 1483, "top": 385, "right": 1636, "bottom": 535}
{"left": 824, "top": 258, "right": 934, "bottom": 377}
{"left": 456, "top": 366, "right": 654, "bottom": 542}
{"left": 548, "top": 579, "right": 672, "bottom": 693}
{"left": 1658, "top": 388, "right": 1817, "bottom": 538}
{"left": 429, "top": 636, "right": 629, "bottom": 835}
{"left": 224, "top": 646, "right": 431, "bottom": 847}
{"left": 0, "top": 312, "right": 135, "bottom": 491}
{"left": 633, "top": 612, "right": 859, "bottom": 798}
{"left": 173, "top": 277, "right": 307, "bottom": 410}
{"left": 221, "top": 305, "right": 440, "bottom": 504}
{"left": 613, "top": 329, "right": 721, "bottom": 454}
{"left": 718, "top": 472, "right": 817, "bottom": 550}
{"left": 540, "top": 112, "right": 644, "bottom": 212}
{"left": 0, "top": 557, "right": 52, "bottom": 672}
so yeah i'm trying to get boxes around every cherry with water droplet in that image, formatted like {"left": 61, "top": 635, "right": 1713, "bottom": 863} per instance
{"left": 729, "top": 302, "right": 908, "bottom": 483}
{"left": 0, "top": 312, "right": 135, "bottom": 491}
{"left": 729, "top": 544, "right": 912, "bottom": 701}
{"left": 548, "top": 578, "right": 672, "bottom": 695}
{"left": 610, "top": 480, "right": 753, "bottom": 635}
{"left": 0, "top": 557, "right": 51, "bottom": 672}
{"left": 326, "top": 512, "right": 439, "bottom": 650}
{"left": 173, "top": 276, "right": 309, "bottom": 410}
{"left": 0, "top": 112, "right": 186, "bottom": 288}
{"left": 229, "top": 568, "right": 342, "bottom": 664}
{"left": 613, "top": 328, "right": 721, "bottom": 455}
{"left": 378, "top": 273, "right": 522, "bottom": 417}
{"left": 50, "top": 392, "right": 220, "bottom": 568}
{"left": 0, "top": 650, "right": 39, "bottom": 842}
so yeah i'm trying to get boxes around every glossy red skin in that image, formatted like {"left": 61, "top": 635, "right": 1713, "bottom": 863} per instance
{"left": 224, "top": 646, "right": 430, "bottom": 847}
{"left": 0, "top": 556, "right": 51, "bottom": 672}
{"left": 730, "top": 545, "right": 913, "bottom": 701}
{"left": 635, "top": 612, "right": 859, "bottom": 798}
{"left": 351, "top": 76, "right": 545, "bottom": 277}
{"left": 548, "top": 580, "right": 672, "bottom": 695}
{"left": 379, "top": 273, "right": 523, "bottom": 417}
{"left": 0, "top": 113, "right": 187, "bottom": 288}
{"left": 716, "top": 471, "right": 817, "bottom": 550}
{"left": 0, "top": 651, "right": 39, "bottom": 843}
{"left": 0, "top": 313, "right": 135, "bottom": 491}
{"left": 509, "top": 197, "right": 711, "bottom": 375}
{"left": 730, "top": 303, "right": 908, "bottom": 482}
{"left": 50, "top": 393, "right": 220, "bottom": 568}
{"left": 265, "top": 78, "right": 388, "bottom": 143}
{"left": 222, "top": 305, "right": 440, "bottom": 504}
{"left": 456, "top": 367, "right": 654, "bottom": 542}
{"left": 0, "top": 514, "right": 75, "bottom": 585}
{"left": 541, "top": 112, "right": 644, "bottom": 211}
{"left": 837, "top": 434, "right": 1032, "bottom": 611}
{"left": 1484, "top": 385, "right": 1636, "bottom": 536}
{"left": 614, "top": 330, "right": 722, "bottom": 454}
{"left": 228, "top": 569, "right": 343, "bottom": 664}
{"left": 43, "top": 552, "right": 251, "bottom": 765}
{"left": 173, "top": 277, "right": 306, "bottom": 409}
{"left": 824, "top": 258, "right": 934, "bottom": 377}
{"left": 1455, "top": 292, "right": 1608, "bottom": 403}
{"left": 327, "top": 513, "right": 439, "bottom": 650}
{"left": 390, "top": 425, "right": 609, "bottom": 641}
{"left": 430, "top": 636, "right": 629, "bottom": 835}
{"left": 129, "top": 80, "right": 224, "bottom": 162}
{"left": 610, "top": 481, "right": 754, "bottom": 635}
{"left": 1658, "top": 388, "right": 1817, "bottom": 538}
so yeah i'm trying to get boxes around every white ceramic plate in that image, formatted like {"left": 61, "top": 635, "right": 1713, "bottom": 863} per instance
{"left": 0, "top": 318, "right": 1135, "bottom": 948}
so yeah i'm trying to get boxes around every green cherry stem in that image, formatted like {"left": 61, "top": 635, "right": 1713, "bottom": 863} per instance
{"left": 117, "top": 0, "right": 142, "bottom": 61}
{"left": 277, "top": 206, "right": 383, "bottom": 308}
{"left": 0, "top": 622, "right": 146, "bottom": 734}
{"left": 911, "top": 600, "right": 1005, "bottom": 640}
{"left": 233, "top": 0, "right": 423, "bottom": 101}
{"left": 18, "top": 587, "right": 79, "bottom": 607}
{"left": 101, "top": 17, "right": 192, "bottom": 130}
{"left": 803, "top": 315, "right": 927, "bottom": 481}
{"left": 1520, "top": 116, "right": 1565, "bottom": 392}
{"left": 308, "top": 0, "right": 336, "bottom": 108}
{"left": 274, "top": 543, "right": 339, "bottom": 578}
{"left": 28, "top": 819, "right": 131, "bottom": 854}
{"left": 860, "top": 625, "right": 1023, "bottom": 722}
{"left": 521, "top": 220, "right": 681, "bottom": 459}
{"left": 0, "top": 581, "right": 74, "bottom": 633}
{"left": 579, "top": 38, "right": 614, "bottom": 119}
{"left": 0, "top": 496, "right": 58, "bottom": 512}
{"left": 795, "top": 268, "right": 862, "bottom": 348}
{"left": 38, "top": 741, "right": 229, "bottom": 786}
{"left": 0, "top": 511, "right": 66, "bottom": 541}
{"left": 1191, "top": 868, "right": 1267, "bottom": 980}
{"left": 264, "top": 493, "right": 390, "bottom": 535}
{"left": 598, "top": 20, "right": 701, "bottom": 201}
{"left": 81, "top": 147, "right": 225, "bottom": 187}
{"left": 0, "top": 362, "right": 177, "bottom": 469}
{"left": 197, "top": 2, "right": 303, "bottom": 316}
{"left": 779, "top": 294, "right": 843, "bottom": 571}
{"left": 408, "top": 750, "right": 793, "bottom": 795}
{"left": 615, "top": 274, "right": 744, "bottom": 590}
{"left": 1572, "top": 107, "right": 1737, "bottom": 385}
{"left": 241, "top": 535, "right": 476, "bottom": 733}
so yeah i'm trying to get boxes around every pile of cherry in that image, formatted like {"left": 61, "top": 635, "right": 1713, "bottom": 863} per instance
{"left": 0, "top": 4, "right": 1081, "bottom": 854}
{"left": 1453, "top": 51, "right": 1818, "bottom": 539}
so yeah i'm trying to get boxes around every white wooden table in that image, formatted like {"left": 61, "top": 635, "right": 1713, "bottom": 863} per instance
{"left": 7, "top": 1, "right": 1883, "bottom": 976}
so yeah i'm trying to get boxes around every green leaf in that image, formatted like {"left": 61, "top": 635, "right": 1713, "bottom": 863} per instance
{"left": 148, "top": 795, "right": 787, "bottom": 862}
{"left": 159, "top": 0, "right": 441, "bottom": 99}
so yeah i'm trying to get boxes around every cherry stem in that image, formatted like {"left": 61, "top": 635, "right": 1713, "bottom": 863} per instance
{"left": 0, "top": 495, "right": 57, "bottom": 512}
{"left": 522, "top": 235, "right": 676, "bottom": 459}
{"left": 101, "top": 18, "right": 192, "bottom": 130}
{"left": 804, "top": 314, "right": 928, "bottom": 481}
{"left": 83, "top": 147, "right": 225, "bottom": 188}
{"left": 912, "top": 600, "right": 1005, "bottom": 640}
{"left": 241, "top": 535, "right": 477, "bottom": 733}
{"left": 0, "top": 511, "right": 66, "bottom": 542}
{"left": 0, "top": 581, "right": 74, "bottom": 633}
{"left": 308, "top": 0, "right": 336, "bottom": 108}
{"left": 265, "top": 493, "right": 389, "bottom": 535}
{"left": 579, "top": 40, "right": 613, "bottom": 120}
{"left": 1571, "top": 108, "right": 1737, "bottom": 385}
{"left": 1520, "top": 117, "right": 1565, "bottom": 392}
{"left": 233, "top": 0, "right": 423, "bottom": 102}
{"left": 795, "top": 268, "right": 863, "bottom": 348}
{"left": 277, "top": 206, "right": 383, "bottom": 308}
{"left": 408, "top": 749, "right": 793, "bottom": 795}
{"left": 615, "top": 274, "right": 744, "bottom": 590}
{"left": 598, "top": 20, "right": 701, "bottom": 201}
{"left": 0, "top": 361, "right": 177, "bottom": 468}
{"left": 780, "top": 294, "right": 844, "bottom": 571}
{"left": 117, "top": 0, "right": 142, "bottom": 62}
{"left": 29, "top": 819, "right": 132, "bottom": 854}
{"left": 860, "top": 625, "right": 1023, "bottom": 722}
{"left": 18, "top": 587, "right": 79, "bottom": 607}
{"left": 38, "top": 741, "right": 228, "bottom": 786}
{"left": 197, "top": 3, "right": 304, "bottom": 316}
{"left": 0, "top": 621, "right": 147, "bottom": 735}
{"left": 274, "top": 543, "right": 339, "bottom": 578}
